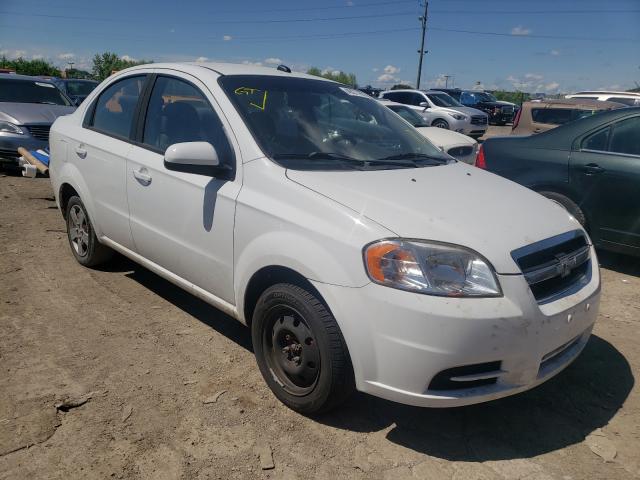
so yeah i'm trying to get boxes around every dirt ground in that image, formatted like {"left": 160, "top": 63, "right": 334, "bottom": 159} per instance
{"left": 1, "top": 164, "right": 639, "bottom": 479}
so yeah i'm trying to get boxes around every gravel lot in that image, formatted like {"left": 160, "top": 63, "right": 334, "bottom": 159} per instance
{"left": 1, "top": 138, "right": 639, "bottom": 479}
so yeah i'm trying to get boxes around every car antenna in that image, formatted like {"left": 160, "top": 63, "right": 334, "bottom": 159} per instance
{"left": 277, "top": 64, "right": 291, "bottom": 73}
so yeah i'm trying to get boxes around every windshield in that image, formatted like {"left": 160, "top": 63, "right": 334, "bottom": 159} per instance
{"left": 65, "top": 80, "right": 98, "bottom": 96}
{"left": 426, "top": 92, "right": 463, "bottom": 108}
{"left": 476, "top": 92, "right": 498, "bottom": 102}
{"left": 220, "top": 75, "right": 449, "bottom": 170}
{"left": 386, "top": 105, "right": 429, "bottom": 127}
{"left": 0, "top": 79, "right": 72, "bottom": 106}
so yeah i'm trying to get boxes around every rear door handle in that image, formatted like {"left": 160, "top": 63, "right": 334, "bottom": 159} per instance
{"left": 133, "top": 168, "right": 152, "bottom": 185}
{"left": 583, "top": 163, "right": 605, "bottom": 175}
{"left": 75, "top": 147, "right": 87, "bottom": 159}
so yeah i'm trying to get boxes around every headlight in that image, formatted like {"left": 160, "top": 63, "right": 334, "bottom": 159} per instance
{"left": 448, "top": 113, "right": 467, "bottom": 121}
{"left": 364, "top": 239, "right": 501, "bottom": 297}
{"left": 0, "top": 121, "right": 24, "bottom": 135}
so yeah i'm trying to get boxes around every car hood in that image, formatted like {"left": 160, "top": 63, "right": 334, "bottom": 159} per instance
{"left": 415, "top": 127, "right": 476, "bottom": 148}
{"left": 286, "top": 162, "right": 581, "bottom": 274}
{"left": 447, "top": 105, "right": 487, "bottom": 117}
{"left": 0, "top": 102, "right": 76, "bottom": 125}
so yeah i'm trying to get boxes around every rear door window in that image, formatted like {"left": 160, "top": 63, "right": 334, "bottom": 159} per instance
{"left": 90, "top": 75, "right": 146, "bottom": 139}
{"left": 609, "top": 116, "right": 640, "bottom": 156}
{"left": 531, "top": 108, "right": 597, "bottom": 126}
{"left": 582, "top": 127, "right": 610, "bottom": 151}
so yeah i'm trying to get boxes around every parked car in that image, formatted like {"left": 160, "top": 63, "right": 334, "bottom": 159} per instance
{"left": 52, "top": 78, "right": 100, "bottom": 105}
{"left": 477, "top": 107, "right": 640, "bottom": 256}
{"left": 511, "top": 98, "right": 624, "bottom": 136}
{"left": 438, "top": 88, "right": 517, "bottom": 125}
{"left": 566, "top": 91, "right": 640, "bottom": 107}
{"left": 379, "top": 100, "right": 478, "bottom": 163}
{"left": 50, "top": 62, "right": 600, "bottom": 413}
{"left": 0, "top": 74, "right": 75, "bottom": 166}
{"left": 378, "top": 89, "right": 488, "bottom": 138}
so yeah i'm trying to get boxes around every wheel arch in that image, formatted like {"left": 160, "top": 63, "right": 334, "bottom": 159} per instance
{"left": 242, "top": 265, "right": 326, "bottom": 329}
{"left": 58, "top": 183, "right": 79, "bottom": 220}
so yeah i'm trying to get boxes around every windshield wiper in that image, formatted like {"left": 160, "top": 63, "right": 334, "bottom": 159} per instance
{"left": 378, "top": 153, "right": 450, "bottom": 164}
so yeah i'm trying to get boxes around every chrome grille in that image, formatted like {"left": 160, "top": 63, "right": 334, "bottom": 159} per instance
{"left": 501, "top": 105, "right": 514, "bottom": 114}
{"left": 471, "top": 115, "right": 487, "bottom": 125}
{"left": 26, "top": 124, "right": 51, "bottom": 142}
{"left": 511, "top": 230, "right": 591, "bottom": 303}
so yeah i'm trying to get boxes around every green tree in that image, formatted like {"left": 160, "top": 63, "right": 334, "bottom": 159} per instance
{"left": 0, "top": 56, "right": 61, "bottom": 76}
{"left": 307, "top": 67, "right": 357, "bottom": 87}
{"left": 490, "top": 90, "right": 531, "bottom": 105}
{"left": 391, "top": 83, "right": 412, "bottom": 90}
{"left": 91, "top": 52, "right": 151, "bottom": 81}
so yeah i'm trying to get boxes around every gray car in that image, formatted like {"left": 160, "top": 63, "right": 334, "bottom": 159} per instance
{"left": 0, "top": 74, "right": 76, "bottom": 165}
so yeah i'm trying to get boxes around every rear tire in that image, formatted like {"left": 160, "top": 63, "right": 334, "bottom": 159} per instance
{"left": 539, "top": 191, "right": 587, "bottom": 227}
{"left": 431, "top": 119, "right": 450, "bottom": 129}
{"left": 66, "top": 196, "right": 113, "bottom": 267}
{"left": 252, "top": 283, "right": 355, "bottom": 414}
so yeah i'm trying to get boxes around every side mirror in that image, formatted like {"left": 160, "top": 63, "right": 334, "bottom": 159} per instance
{"left": 419, "top": 101, "right": 429, "bottom": 111}
{"left": 164, "top": 141, "right": 220, "bottom": 175}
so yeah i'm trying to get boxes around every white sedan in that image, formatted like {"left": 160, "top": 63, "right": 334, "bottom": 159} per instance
{"left": 380, "top": 100, "right": 478, "bottom": 164}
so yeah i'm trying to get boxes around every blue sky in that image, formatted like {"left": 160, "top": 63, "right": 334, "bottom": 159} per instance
{"left": 1, "top": 0, "right": 638, "bottom": 93}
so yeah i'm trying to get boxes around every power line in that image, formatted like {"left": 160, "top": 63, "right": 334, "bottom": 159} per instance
{"left": 429, "top": 27, "right": 637, "bottom": 43}
{"left": 0, "top": 10, "right": 417, "bottom": 24}
{"left": 430, "top": 8, "right": 640, "bottom": 14}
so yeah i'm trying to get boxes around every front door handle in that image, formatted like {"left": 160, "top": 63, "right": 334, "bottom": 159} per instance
{"left": 583, "top": 163, "right": 605, "bottom": 175}
{"left": 75, "top": 147, "right": 87, "bottom": 159}
{"left": 133, "top": 168, "right": 152, "bottom": 185}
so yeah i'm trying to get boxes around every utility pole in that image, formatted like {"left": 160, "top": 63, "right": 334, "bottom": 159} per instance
{"left": 444, "top": 75, "right": 451, "bottom": 88}
{"left": 416, "top": 1, "right": 428, "bottom": 89}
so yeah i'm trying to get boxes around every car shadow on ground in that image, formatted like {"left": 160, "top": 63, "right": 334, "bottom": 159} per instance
{"left": 99, "top": 255, "right": 633, "bottom": 461}
{"left": 318, "top": 334, "right": 633, "bottom": 461}
{"left": 598, "top": 249, "right": 640, "bottom": 277}
{"left": 97, "top": 254, "right": 253, "bottom": 352}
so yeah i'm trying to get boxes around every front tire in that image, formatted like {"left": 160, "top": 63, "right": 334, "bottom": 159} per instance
{"left": 66, "top": 196, "right": 113, "bottom": 267}
{"left": 431, "top": 119, "right": 450, "bottom": 129}
{"left": 252, "top": 283, "right": 355, "bottom": 414}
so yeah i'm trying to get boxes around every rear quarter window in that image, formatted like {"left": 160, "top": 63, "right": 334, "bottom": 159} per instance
{"left": 531, "top": 108, "right": 597, "bottom": 126}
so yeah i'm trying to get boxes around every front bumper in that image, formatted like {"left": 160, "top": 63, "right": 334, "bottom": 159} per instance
{"left": 312, "top": 248, "right": 600, "bottom": 408}
{"left": 0, "top": 133, "right": 47, "bottom": 164}
{"left": 489, "top": 111, "right": 514, "bottom": 124}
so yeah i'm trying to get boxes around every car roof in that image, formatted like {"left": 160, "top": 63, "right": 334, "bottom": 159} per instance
{"left": 0, "top": 73, "right": 58, "bottom": 83}
{"left": 377, "top": 99, "right": 411, "bottom": 108}
{"left": 527, "top": 106, "right": 640, "bottom": 144}
{"left": 526, "top": 98, "right": 624, "bottom": 109}
{"left": 122, "top": 62, "right": 334, "bottom": 82}
{"left": 571, "top": 91, "right": 640, "bottom": 97}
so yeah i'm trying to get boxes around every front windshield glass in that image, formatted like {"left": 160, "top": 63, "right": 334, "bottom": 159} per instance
{"left": 0, "top": 79, "right": 72, "bottom": 106}
{"left": 65, "top": 80, "right": 98, "bottom": 96}
{"left": 219, "top": 75, "right": 450, "bottom": 170}
{"left": 425, "top": 92, "right": 463, "bottom": 108}
{"left": 387, "top": 105, "right": 429, "bottom": 127}
{"left": 476, "top": 92, "right": 498, "bottom": 102}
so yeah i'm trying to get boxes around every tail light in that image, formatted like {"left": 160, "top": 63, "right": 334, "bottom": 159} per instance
{"left": 475, "top": 144, "right": 486, "bottom": 169}
{"left": 512, "top": 107, "right": 522, "bottom": 130}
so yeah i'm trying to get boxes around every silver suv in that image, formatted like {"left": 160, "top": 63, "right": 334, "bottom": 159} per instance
{"left": 379, "top": 89, "right": 488, "bottom": 138}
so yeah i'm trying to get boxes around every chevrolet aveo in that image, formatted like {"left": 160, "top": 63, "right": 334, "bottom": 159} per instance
{"left": 49, "top": 63, "right": 601, "bottom": 413}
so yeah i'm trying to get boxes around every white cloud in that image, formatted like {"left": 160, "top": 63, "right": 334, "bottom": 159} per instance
{"left": 471, "top": 82, "right": 485, "bottom": 91}
{"left": 58, "top": 52, "right": 75, "bottom": 60}
{"left": 550, "top": 49, "right": 560, "bottom": 56}
{"left": 377, "top": 73, "right": 397, "bottom": 83}
{"left": 524, "top": 73, "right": 543, "bottom": 81}
{"left": 242, "top": 60, "right": 263, "bottom": 66}
{"left": 346, "top": 0, "right": 354, "bottom": 5}
{"left": 264, "top": 57, "right": 282, "bottom": 65}
{"left": 121, "top": 55, "right": 137, "bottom": 62}
{"left": 383, "top": 65, "right": 399, "bottom": 75}
{"left": 372, "top": 67, "right": 379, "bottom": 72}
{"left": 511, "top": 25, "right": 531, "bottom": 36}
{"left": 195, "top": 56, "right": 208, "bottom": 63}
{"left": 169, "top": 28, "right": 175, "bottom": 33}
{"left": 544, "top": 82, "right": 560, "bottom": 92}
{"left": 429, "top": 74, "right": 448, "bottom": 88}
{"left": 223, "top": 35, "right": 232, "bottom": 41}
{"left": 31, "top": 54, "right": 44, "bottom": 60}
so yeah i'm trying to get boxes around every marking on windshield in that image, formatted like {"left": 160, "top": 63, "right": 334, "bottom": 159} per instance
{"left": 234, "top": 87, "right": 268, "bottom": 110}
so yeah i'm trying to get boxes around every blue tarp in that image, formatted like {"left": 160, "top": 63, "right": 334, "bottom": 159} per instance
{"left": 30, "top": 149, "right": 50, "bottom": 166}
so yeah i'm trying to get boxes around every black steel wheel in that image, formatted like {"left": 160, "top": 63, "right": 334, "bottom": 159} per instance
{"left": 252, "top": 283, "right": 355, "bottom": 414}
